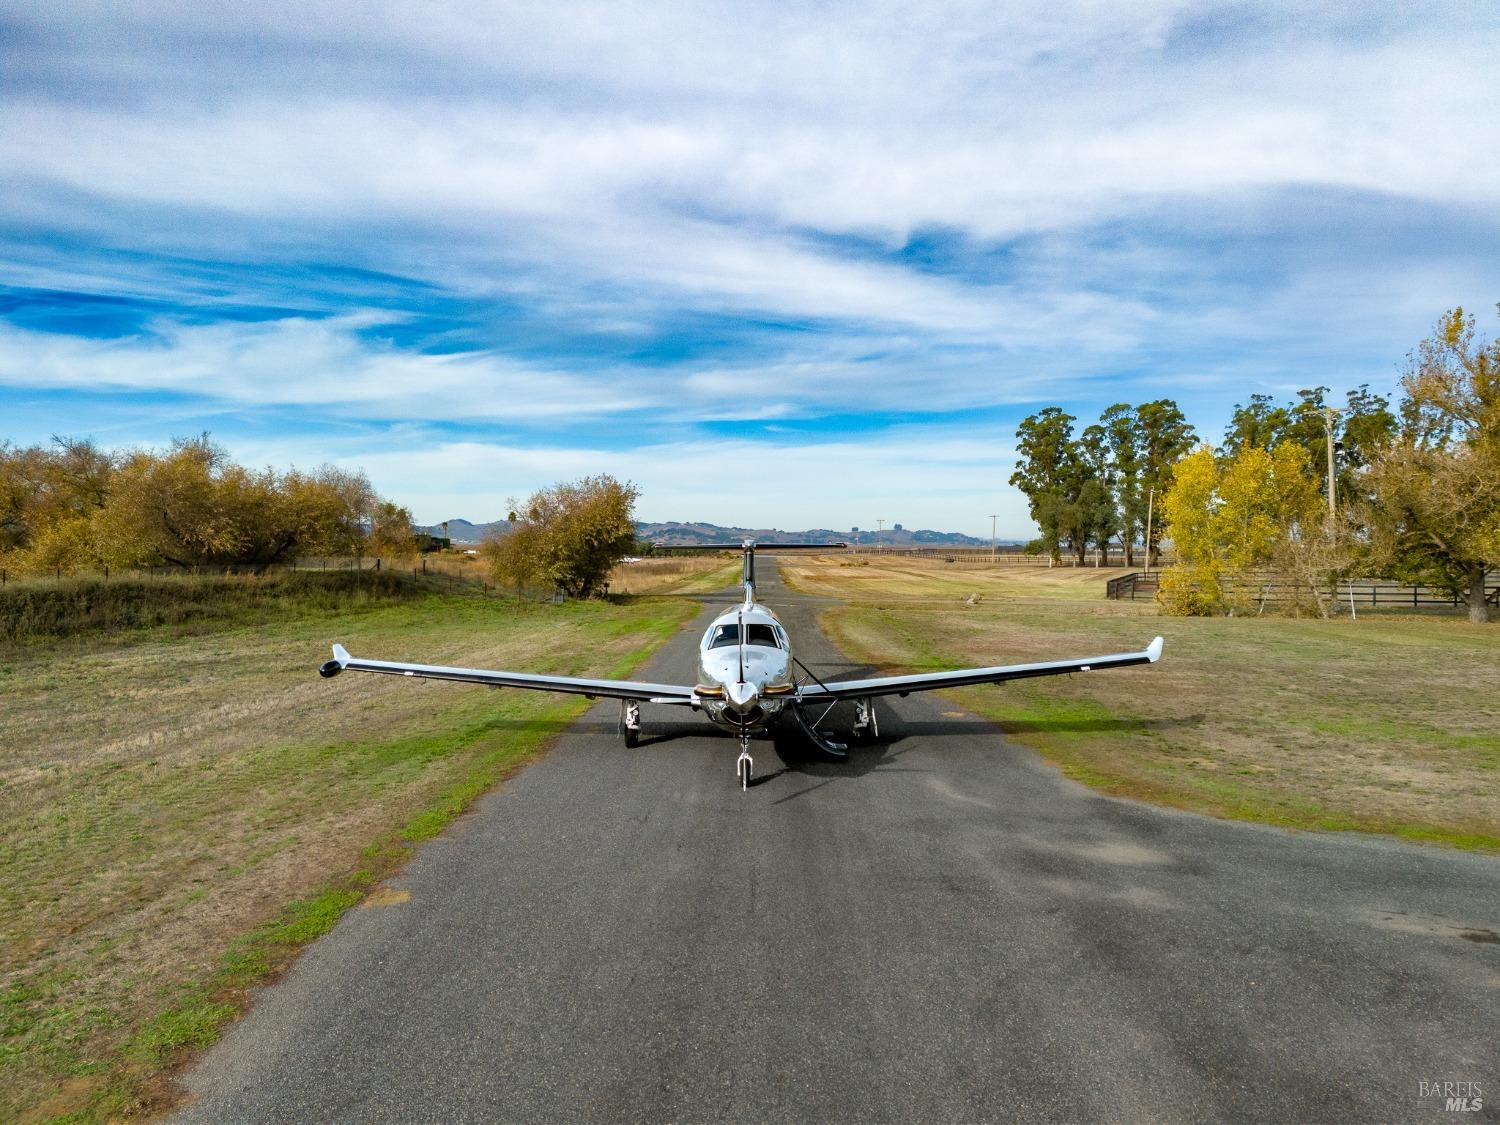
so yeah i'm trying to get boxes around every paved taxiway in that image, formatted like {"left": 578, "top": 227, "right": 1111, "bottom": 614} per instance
{"left": 180, "top": 560, "right": 1499, "bottom": 1122}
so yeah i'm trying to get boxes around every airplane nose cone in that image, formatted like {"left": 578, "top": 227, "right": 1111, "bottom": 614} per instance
{"left": 726, "top": 680, "right": 759, "bottom": 712}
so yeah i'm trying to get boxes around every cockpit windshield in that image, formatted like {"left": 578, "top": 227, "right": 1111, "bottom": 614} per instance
{"left": 708, "top": 623, "right": 781, "bottom": 649}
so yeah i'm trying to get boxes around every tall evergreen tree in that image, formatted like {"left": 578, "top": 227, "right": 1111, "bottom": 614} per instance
{"left": 1135, "top": 399, "right": 1197, "bottom": 566}
{"left": 1098, "top": 403, "right": 1144, "bottom": 565}
{"left": 1010, "top": 408, "right": 1079, "bottom": 563}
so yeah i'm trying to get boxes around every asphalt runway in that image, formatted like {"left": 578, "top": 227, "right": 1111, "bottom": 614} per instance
{"left": 179, "top": 560, "right": 1499, "bottom": 1123}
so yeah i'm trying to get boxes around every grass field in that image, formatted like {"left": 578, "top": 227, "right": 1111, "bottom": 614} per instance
{"left": 0, "top": 571, "right": 698, "bottom": 1121}
{"left": 605, "top": 554, "right": 740, "bottom": 596}
{"left": 780, "top": 555, "right": 1500, "bottom": 852}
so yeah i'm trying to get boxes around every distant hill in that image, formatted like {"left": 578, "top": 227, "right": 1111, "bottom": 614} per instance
{"left": 422, "top": 517, "right": 1004, "bottom": 548}
{"left": 633, "top": 521, "right": 1000, "bottom": 547}
{"left": 416, "top": 518, "right": 512, "bottom": 544}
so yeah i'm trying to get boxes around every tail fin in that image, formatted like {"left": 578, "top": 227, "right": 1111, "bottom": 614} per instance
{"left": 742, "top": 539, "right": 756, "bottom": 606}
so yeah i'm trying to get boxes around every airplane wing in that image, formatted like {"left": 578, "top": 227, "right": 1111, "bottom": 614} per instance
{"left": 318, "top": 644, "right": 699, "bottom": 705}
{"left": 796, "top": 636, "right": 1163, "bottom": 701}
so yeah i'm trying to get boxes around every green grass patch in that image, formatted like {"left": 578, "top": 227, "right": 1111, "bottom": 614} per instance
{"left": 820, "top": 590, "right": 1500, "bottom": 857}
{"left": 0, "top": 569, "right": 439, "bottom": 646}
{"left": 0, "top": 584, "right": 697, "bottom": 1122}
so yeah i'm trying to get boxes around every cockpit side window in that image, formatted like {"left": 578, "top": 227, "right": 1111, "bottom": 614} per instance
{"left": 708, "top": 624, "right": 739, "bottom": 649}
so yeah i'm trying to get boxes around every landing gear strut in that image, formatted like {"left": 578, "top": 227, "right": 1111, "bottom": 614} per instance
{"left": 736, "top": 729, "right": 753, "bottom": 791}
{"left": 619, "top": 699, "right": 641, "bottom": 748}
{"left": 852, "top": 697, "right": 879, "bottom": 743}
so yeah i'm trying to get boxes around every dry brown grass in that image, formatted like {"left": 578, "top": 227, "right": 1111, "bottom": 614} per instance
{"left": 605, "top": 555, "right": 740, "bottom": 596}
{"left": 0, "top": 585, "right": 695, "bottom": 1120}
{"left": 781, "top": 557, "right": 1500, "bottom": 851}
{"left": 783, "top": 554, "right": 1137, "bottom": 602}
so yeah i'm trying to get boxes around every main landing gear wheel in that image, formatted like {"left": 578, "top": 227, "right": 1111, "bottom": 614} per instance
{"left": 790, "top": 702, "right": 848, "bottom": 759}
{"left": 619, "top": 700, "right": 641, "bottom": 748}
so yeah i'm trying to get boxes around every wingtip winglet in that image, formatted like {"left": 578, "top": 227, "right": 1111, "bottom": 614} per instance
{"left": 320, "top": 644, "right": 351, "bottom": 679}
{"left": 1146, "top": 636, "right": 1164, "bottom": 663}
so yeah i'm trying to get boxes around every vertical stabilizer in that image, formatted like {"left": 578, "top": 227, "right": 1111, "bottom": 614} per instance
{"left": 741, "top": 539, "right": 756, "bottom": 606}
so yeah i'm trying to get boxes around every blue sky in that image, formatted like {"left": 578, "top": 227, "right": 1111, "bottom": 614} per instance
{"left": 2, "top": 1, "right": 1497, "bottom": 536}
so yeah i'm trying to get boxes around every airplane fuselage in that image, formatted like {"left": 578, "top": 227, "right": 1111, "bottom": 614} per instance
{"left": 693, "top": 600, "right": 795, "bottom": 734}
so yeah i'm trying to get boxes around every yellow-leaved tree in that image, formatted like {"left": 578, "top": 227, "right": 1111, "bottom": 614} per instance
{"left": 0, "top": 434, "right": 414, "bottom": 575}
{"left": 1159, "top": 442, "right": 1328, "bottom": 615}
{"left": 1362, "top": 306, "right": 1500, "bottom": 623}
{"left": 0, "top": 438, "right": 115, "bottom": 575}
{"left": 483, "top": 475, "right": 638, "bottom": 598}
{"left": 365, "top": 500, "right": 420, "bottom": 561}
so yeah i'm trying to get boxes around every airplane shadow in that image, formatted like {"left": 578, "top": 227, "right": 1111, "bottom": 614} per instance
{"left": 630, "top": 720, "right": 713, "bottom": 747}
{"left": 592, "top": 703, "right": 1204, "bottom": 801}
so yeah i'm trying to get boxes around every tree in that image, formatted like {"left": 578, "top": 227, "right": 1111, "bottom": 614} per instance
{"left": 0, "top": 437, "right": 116, "bottom": 574}
{"left": 1339, "top": 384, "right": 1398, "bottom": 474}
{"left": 1135, "top": 399, "right": 1197, "bottom": 566}
{"left": 1362, "top": 306, "right": 1500, "bottom": 623}
{"left": 483, "top": 474, "right": 639, "bottom": 598}
{"left": 1156, "top": 447, "right": 1223, "bottom": 614}
{"left": 1010, "top": 408, "right": 1077, "bottom": 563}
{"left": 1077, "top": 423, "right": 1119, "bottom": 561}
{"left": 0, "top": 433, "right": 417, "bottom": 575}
{"left": 93, "top": 437, "right": 378, "bottom": 571}
{"left": 1159, "top": 442, "right": 1326, "bottom": 615}
{"left": 1222, "top": 393, "right": 1291, "bottom": 459}
{"left": 1283, "top": 386, "right": 1332, "bottom": 483}
{"left": 1098, "top": 404, "right": 1143, "bottom": 565}
{"left": 366, "top": 500, "right": 420, "bottom": 561}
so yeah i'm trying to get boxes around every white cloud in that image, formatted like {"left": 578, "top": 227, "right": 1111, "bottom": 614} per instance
{"left": 0, "top": 311, "right": 1116, "bottom": 422}
{"left": 2, "top": 3, "right": 1494, "bottom": 335}
{"left": 0, "top": 314, "right": 652, "bottom": 420}
{"left": 1, "top": 0, "right": 1497, "bottom": 533}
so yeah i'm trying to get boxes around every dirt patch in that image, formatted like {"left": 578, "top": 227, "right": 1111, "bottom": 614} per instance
{"left": 363, "top": 887, "right": 412, "bottom": 908}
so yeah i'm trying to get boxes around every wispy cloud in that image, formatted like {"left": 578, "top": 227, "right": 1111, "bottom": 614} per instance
{"left": 1, "top": 1, "right": 1497, "bottom": 534}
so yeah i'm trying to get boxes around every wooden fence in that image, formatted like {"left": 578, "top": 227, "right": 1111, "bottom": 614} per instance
{"left": 848, "top": 547, "right": 1173, "bottom": 568}
{"left": 1105, "top": 570, "right": 1500, "bottom": 610}
{"left": 1105, "top": 572, "right": 1161, "bottom": 600}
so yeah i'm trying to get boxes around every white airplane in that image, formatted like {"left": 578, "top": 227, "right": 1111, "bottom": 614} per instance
{"left": 320, "top": 540, "right": 1163, "bottom": 790}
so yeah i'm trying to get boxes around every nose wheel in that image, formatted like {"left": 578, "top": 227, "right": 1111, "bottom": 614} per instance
{"left": 736, "top": 729, "right": 753, "bottom": 791}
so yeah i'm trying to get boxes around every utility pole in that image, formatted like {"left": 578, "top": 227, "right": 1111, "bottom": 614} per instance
{"left": 990, "top": 514, "right": 998, "bottom": 557}
{"left": 876, "top": 519, "right": 886, "bottom": 537}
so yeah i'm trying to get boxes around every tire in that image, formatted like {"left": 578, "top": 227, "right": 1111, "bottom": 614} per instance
{"left": 624, "top": 727, "right": 639, "bottom": 748}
